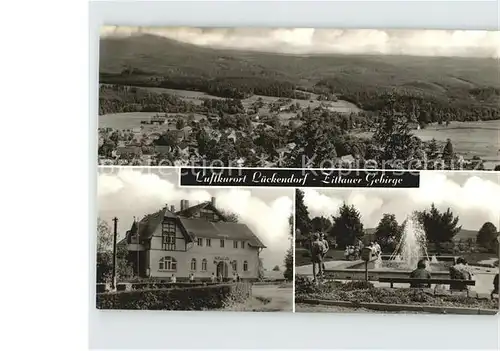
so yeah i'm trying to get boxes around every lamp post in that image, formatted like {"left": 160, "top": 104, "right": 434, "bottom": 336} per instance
{"left": 361, "top": 247, "right": 373, "bottom": 283}
{"left": 111, "top": 217, "right": 118, "bottom": 290}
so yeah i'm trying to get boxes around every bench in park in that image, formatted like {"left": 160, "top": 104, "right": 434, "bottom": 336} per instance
{"left": 378, "top": 277, "right": 475, "bottom": 296}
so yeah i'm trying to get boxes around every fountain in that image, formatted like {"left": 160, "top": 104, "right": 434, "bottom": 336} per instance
{"left": 388, "top": 216, "right": 430, "bottom": 270}
{"left": 333, "top": 215, "right": 454, "bottom": 280}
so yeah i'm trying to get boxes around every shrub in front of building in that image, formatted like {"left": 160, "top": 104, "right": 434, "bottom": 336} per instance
{"left": 96, "top": 282, "right": 252, "bottom": 310}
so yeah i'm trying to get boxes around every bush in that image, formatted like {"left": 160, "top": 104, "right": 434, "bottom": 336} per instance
{"left": 96, "top": 283, "right": 106, "bottom": 293}
{"left": 96, "top": 283, "right": 252, "bottom": 310}
{"left": 342, "top": 280, "right": 374, "bottom": 291}
{"left": 295, "top": 275, "right": 318, "bottom": 294}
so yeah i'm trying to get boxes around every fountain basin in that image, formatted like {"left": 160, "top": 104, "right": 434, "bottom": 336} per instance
{"left": 324, "top": 265, "right": 450, "bottom": 282}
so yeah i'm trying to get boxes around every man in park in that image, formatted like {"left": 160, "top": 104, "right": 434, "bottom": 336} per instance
{"left": 319, "top": 232, "right": 329, "bottom": 271}
{"left": 409, "top": 259, "right": 432, "bottom": 288}
{"left": 310, "top": 232, "right": 326, "bottom": 282}
{"left": 491, "top": 273, "right": 498, "bottom": 299}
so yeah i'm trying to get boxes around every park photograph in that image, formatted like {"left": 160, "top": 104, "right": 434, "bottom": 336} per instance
{"left": 98, "top": 27, "right": 500, "bottom": 170}
{"left": 294, "top": 171, "right": 499, "bottom": 314}
{"left": 95, "top": 167, "right": 293, "bottom": 312}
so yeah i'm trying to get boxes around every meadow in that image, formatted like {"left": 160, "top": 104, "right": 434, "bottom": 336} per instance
{"left": 355, "top": 120, "right": 500, "bottom": 163}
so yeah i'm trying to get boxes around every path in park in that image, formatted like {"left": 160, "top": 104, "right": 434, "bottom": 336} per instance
{"left": 295, "top": 303, "right": 420, "bottom": 314}
{"left": 296, "top": 260, "right": 498, "bottom": 296}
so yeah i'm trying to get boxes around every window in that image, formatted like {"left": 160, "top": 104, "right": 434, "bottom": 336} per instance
{"left": 201, "top": 259, "right": 207, "bottom": 271}
{"left": 190, "top": 258, "right": 197, "bottom": 271}
{"left": 197, "top": 238, "right": 203, "bottom": 246}
{"left": 206, "top": 238, "right": 211, "bottom": 247}
{"left": 231, "top": 260, "right": 237, "bottom": 272}
{"left": 159, "top": 256, "right": 177, "bottom": 271}
{"left": 243, "top": 261, "right": 248, "bottom": 272}
{"left": 241, "top": 241, "right": 245, "bottom": 249}
{"left": 162, "top": 220, "right": 176, "bottom": 251}
{"left": 233, "top": 241, "right": 238, "bottom": 249}
{"left": 220, "top": 239, "right": 225, "bottom": 248}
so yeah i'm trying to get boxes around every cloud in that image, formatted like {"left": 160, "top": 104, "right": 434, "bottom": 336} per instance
{"left": 98, "top": 169, "right": 292, "bottom": 268}
{"left": 101, "top": 26, "right": 500, "bottom": 58}
{"left": 304, "top": 172, "right": 500, "bottom": 230}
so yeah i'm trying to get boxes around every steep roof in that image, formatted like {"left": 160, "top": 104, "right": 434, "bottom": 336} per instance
{"left": 179, "top": 218, "right": 266, "bottom": 248}
{"left": 135, "top": 207, "right": 193, "bottom": 242}
{"left": 175, "top": 201, "right": 226, "bottom": 220}
{"left": 125, "top": 202, "right": 265, "bottom": 248}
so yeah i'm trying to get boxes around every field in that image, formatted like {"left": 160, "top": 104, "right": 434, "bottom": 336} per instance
{"left": 355, "top": 120, "right": 500, "bottom": 164}
{"left": 98, "top": 85, "right": 360, "bottom": 130}
{"left": 99, "top": 111, "right": 206, "bottom": 129}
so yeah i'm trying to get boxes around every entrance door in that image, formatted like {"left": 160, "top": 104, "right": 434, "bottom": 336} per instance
{"left": 216, "top": 261, "right": 228, "bottom": 279}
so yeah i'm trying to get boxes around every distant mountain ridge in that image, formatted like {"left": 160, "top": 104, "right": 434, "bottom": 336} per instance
{"left": 99, "top": 34, "right": 500, "bottom": 90}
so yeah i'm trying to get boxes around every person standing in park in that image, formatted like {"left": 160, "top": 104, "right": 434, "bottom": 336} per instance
{"left": 491, "top": 273, "right": 498, "bottom": 299}
{"left": 170, "top": 274, "right": 176, "bottom": 283}
{"left": 310, "top": 233, "right": 326, "bottom": 282}
{"left": 319, "top": 232, "right": 329, "bottom": 271}
{"left": 409, "top": 259, "right": 432, "bottom": 288}
{"left": 373, "top": 241, "right": 382, "bottom": 258}
{"left": 210, "top": 272, "right": 216, "bottom": 283}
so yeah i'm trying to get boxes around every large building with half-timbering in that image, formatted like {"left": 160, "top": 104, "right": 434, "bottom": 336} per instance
{"left": 119, "top": 197, "right": 265, "bottom": 281}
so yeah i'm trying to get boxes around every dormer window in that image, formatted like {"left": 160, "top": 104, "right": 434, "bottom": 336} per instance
{"left": 200, "top": 209, "right": 215, "bottom": 221}
{"left": 162, "top": 219, "right": 176, "bottom": 251}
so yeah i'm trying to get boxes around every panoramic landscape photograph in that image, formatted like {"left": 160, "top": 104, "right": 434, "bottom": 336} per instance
{"left": 295, "top": 171, "right": 499, "bottom": 314}
{"left": 96, "top": 167, "right": 293, "bottom": 312}
{"left": 98, "top": 27, "right": 500, "bottom": 170}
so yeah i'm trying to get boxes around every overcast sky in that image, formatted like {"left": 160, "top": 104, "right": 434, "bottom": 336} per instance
{"left": 304, "top": 171, "right": 500, "bottom": 231}
{"left": 101, "top": 26, "right": 500, "bottom": 58}
{"left": 98, "top": 168, "right": 292, "bottom": 269}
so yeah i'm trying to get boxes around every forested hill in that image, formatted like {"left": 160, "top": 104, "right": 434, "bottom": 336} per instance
{"left": 99, "top": 34, "right": 500, "bottom": 120}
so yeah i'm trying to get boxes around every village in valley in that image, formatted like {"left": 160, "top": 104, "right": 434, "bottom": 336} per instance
{"left": 98, "top": 31, "right": 500, "bottom": 170}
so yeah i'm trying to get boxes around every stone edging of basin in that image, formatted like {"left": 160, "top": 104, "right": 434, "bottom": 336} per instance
{"left": 297, "top": 298, "right": 499, "bottom": 315}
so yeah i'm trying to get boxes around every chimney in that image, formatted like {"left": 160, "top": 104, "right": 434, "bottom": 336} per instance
{"left": 170, "top": 205, "right": 175, "bottom": 212}
{"left": 181, "top": 199, "right": 190, "bottom": 211}
{"left": 211, "top": 197, "right": 216, "bottom": 207}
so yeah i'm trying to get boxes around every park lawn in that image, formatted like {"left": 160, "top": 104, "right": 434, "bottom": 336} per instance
{"left": 295, "top": 304, "right": 420, "bottom": 314}
{"left": 458, "top": 252, "right": 499, "bottom": 266}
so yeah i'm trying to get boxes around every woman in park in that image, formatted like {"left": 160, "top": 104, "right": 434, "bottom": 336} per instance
{"left": 449, "top": 257, "right": 473, "bottom": 291}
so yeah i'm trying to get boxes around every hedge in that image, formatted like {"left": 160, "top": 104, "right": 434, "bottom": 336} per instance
{"left": 96, "top": 282, "right": 252, "bottom": 310}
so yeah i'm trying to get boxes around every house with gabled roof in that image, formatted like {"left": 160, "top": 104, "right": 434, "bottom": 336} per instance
{"left": 120, "top": 197, "right": 266, "bottom": 281}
